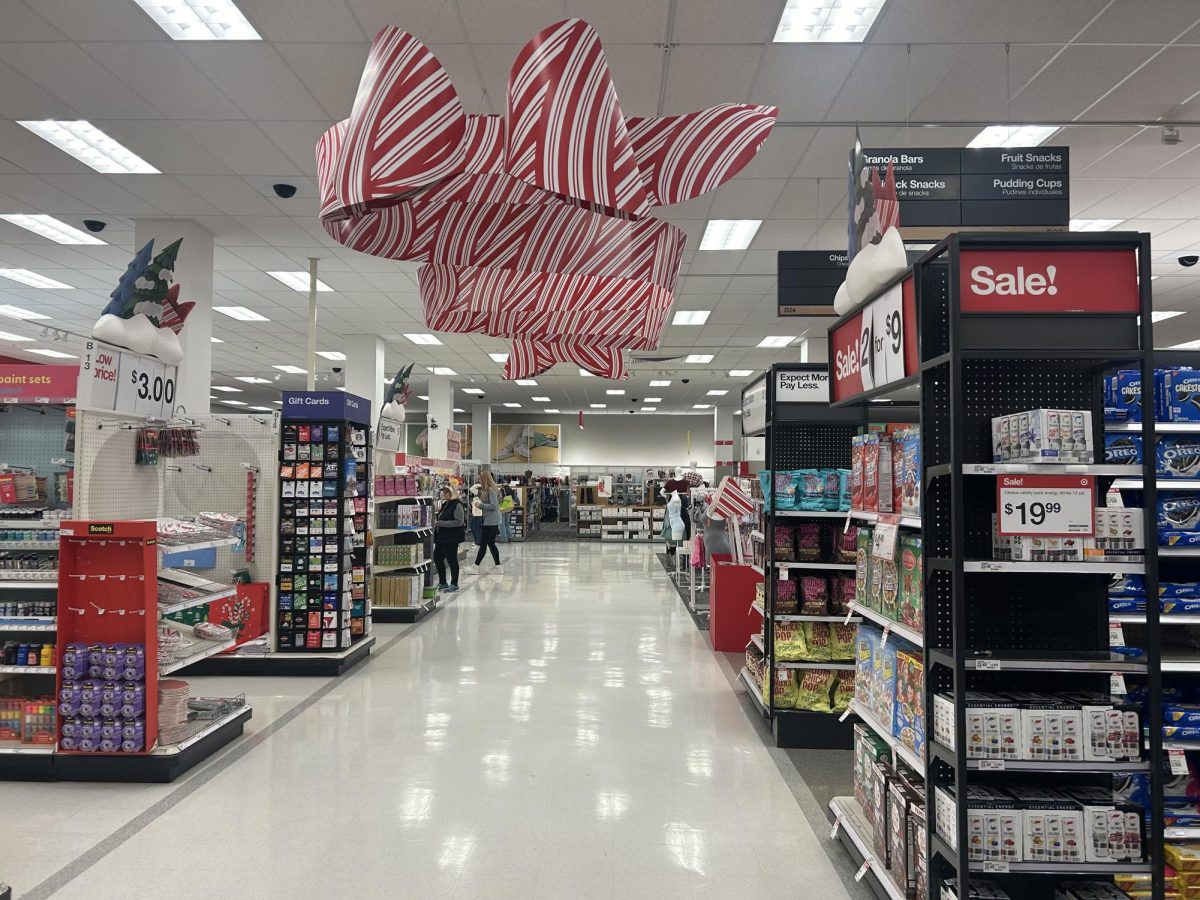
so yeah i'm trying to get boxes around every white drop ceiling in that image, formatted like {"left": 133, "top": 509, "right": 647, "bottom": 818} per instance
{"left": 0, "top": 0, "right": 1197, "bottom": 414}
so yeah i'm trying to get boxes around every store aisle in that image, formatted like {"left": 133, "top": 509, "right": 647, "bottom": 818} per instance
{"left": 9, "top": 544, "right": 853, "bottom": 900}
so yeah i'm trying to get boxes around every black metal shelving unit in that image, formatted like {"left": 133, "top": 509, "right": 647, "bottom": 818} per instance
{"left": 827, "top": 232, "right": 1164, "bottom": 900}
{"left": 372, "top": 495, "right": 439, "bottom": 623}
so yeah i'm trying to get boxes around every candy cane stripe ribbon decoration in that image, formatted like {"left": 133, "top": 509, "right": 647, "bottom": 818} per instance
{"left": 318, "top": 19, "right": 776, "bottom": 379}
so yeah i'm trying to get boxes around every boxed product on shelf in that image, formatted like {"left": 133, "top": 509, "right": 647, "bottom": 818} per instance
{"left": 851, "top": 434, "right": 865, "bottom": 509}
{"left": 888, "top": 778, "right": 923, "bottom": 897}
{"left": 1166, "top": 367, "right": 1200, "bottom": 422}
{"left": 854, "top": 722, "right": 891, "bottom": 817}
{"left": 870, "top": 759, "right": 896, "bottom": 866}
{"left": 1103, "top": 432, "right": 1143, "bottom": 465}
{"left": 911, "top": 801, "right": 928, "bottom": 900}
{"left": 991, "top": 409, "right": 1094, "bottom": 463}
{"left": 870, "top": 537, "right": 900, "bottom": 620}
{"left": 893, "top": 648, "right": 925, "bottom": 760}
{"left": 855, "top": 526, "right": 873, "bottom": 608}
{"left": 855, "top": 624, "right": 897, "bottom": 732}
{"left": 862, "top": 433, "right": 881, "bottom": 512}
{"left": 892, "top": 426, "right": 921, "bottom": 518}
{"left": 898, "top": 536, "right": 923, "bottom": 633}
{"left": 1105, "top": 369, "right": 1144, "bottom": 423}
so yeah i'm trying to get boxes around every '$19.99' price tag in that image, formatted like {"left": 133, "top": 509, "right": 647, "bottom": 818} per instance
{"left": 996, "top": 474, "right": 1096, "bottom": 536}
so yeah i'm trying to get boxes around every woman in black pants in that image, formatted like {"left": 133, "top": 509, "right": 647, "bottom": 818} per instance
{"left": 474, "top": 470, "right": 502, "bottom": 569}
{"left": 433, "top": 486, "right": 466, "bottom": 591}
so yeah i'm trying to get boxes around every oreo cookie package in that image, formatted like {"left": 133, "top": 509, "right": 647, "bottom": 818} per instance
{"left": 1104, "top": 433, "right": 1142, "bottom": 465}
{"left": 1166, "top": 367, "right": 1200, "bottom": 423}
{"left": 1159, "top": 492, "right": 1200, "bottom": 546}
{"left": 1157, "top": 435, "right": 1200, "bottom": 479}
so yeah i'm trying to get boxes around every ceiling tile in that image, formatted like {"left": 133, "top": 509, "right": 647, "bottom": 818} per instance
{"left": 827, "top": 43, "right": 961, "bottom": 122}
{"left": 1011, "top": 45, "right": 1157, "bottom": 121}
{"left": 181, "top": 45, "right": 327, "bottom": 120}
{"left": 456, "top": 0, "right": 570, "bottom": 43}
{"left": 661, "top": 45, "right": 761, "bottom": 112}
{"left": 237, "top": 0, "right": 367, "bottom": 42}
{"left": 177, "top": 121, "right": 303, "bottom": 175}
{"left": 0, "top": 42, "right": 160, "bottom": 119}
{"left": 1080, "top": 1, "right": 1200, "bottom": 43}
{"left": 672, "top": 0, "right": 779, "bottom": 43}
{"left": 276, "top": 43, "right": 371, "bottom": 119}
{"left": 750, "top": 47, "right": 859, "bottom": 121}
{"left": 566, "top": 0, "right": 670, "bottom": 44}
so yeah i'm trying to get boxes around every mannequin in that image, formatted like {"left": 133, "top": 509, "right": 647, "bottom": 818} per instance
{"left": 663, "top": 489, "right": 685, "bottom": 556}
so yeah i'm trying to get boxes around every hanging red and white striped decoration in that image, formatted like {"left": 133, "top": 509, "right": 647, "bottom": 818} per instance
{"left": 317, "top": 19, "right": 777, "bottom": 379}
{"left": 709, "top": 476, "right": 755, "bottom": 520}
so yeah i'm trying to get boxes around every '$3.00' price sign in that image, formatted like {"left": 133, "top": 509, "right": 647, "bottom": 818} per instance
{"left": 996, "top": 474, "right": 1095, "bottom": 536}
{"left": 78, "top": 339, "right": 178, "bottom": 419}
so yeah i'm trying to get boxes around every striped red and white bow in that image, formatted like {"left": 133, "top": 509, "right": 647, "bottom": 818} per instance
{"left": 709, "top": 476, "right": 756, "bottom": 521}
{"left": 317, "top": 19, "right": 777, "bottom": 380}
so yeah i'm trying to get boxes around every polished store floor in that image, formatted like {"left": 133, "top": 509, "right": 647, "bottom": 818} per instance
{"left": 5, "top": 544, "right": 858, "bottom": 899}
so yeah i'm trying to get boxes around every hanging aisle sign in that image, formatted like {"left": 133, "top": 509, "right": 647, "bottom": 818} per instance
{"left": 0, "top": 364, "right": 78, "bottom": 404}
{"left": 996, "top": 474, "right": 1096, "bottom": 536}
{"left": 76, "top": 339, "right": 178, "bottom": 418}
{"left": 376, "top": 417, "right": 403, "bottom": 453}
{"left": 829, "top": 274, "right": 918, "bottom": 403}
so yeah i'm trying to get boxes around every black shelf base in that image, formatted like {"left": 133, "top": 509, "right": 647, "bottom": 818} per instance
{"left": 186, "top": 635, "right": 375, "bottom": 676}
{"left": 373, "top": 600, "right": 438, "bottom": 624}
{"left": 774, "top": 709, "right": 855, "bottom": 749}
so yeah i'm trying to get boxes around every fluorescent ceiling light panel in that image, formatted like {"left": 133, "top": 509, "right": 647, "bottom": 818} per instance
{"left": 650, "top": 380, "right": 671, "bottom": 387}
{"left": 774, "top": 0, "right": 888, "bottom": 42}
{"left": 18, "top": 120, "right": 159, "bottom": 174}
{"left": 210, "top": 385, "right": 242, "bottom": 393}
{"left": 0, "top": 269, "right": 71, "bottom": 289}
{"left": 606, "top": 389, "right": 625, "bottom": 396}
{"left": 1152, "top": 311, "right": 1185, "bottom": 323}
{"left": 515, "top": 379, "right": 538, "bottom": 386}
{"left": 316, "top": 350, "right": 346, "bottom": 360}
{"left": 729, "top": 369, "right": 753, "bottom": 377}
{"left": 431, "top": 367, "right": 456, "bottom": 376}
{"left": 132, "top": 0, "right": 262, "bottom": 40}
{"left": 757, "top": 335, "right": 796, "bottom": 348}
{"left": 272, "top": 401, "right": 283, "bottom": 405}
{"left": 219, "top": 399, "right": 247, "bottom": 406}
{"left": 416, "top": 394, "right": 429, "bottom": 401}
{"left": 249, "top": 406, "right": 273, "bottom": 411}
{"left": 544, "top": 408, "right": 560, "bottom": 413}
{"left": 26, "top": 348, "right": 75, "bottom": 358}
{"left": 684, "top": 354, "right": 714, "bottom": 364}
{"left": 453, "top": 407, "right": 464, "bottom": 413}
{"left": 404, "top": 333, "right": 442, "bottom": 345}
{"left": 967, "top": 125, "right": 1060, "bottom": 149}
{"left": 699, "top": 219, "right": 761, "bottom": 251}
{"left": 1070, "top": 218, "right": 1125, "bottom": 232}
{"left": 734, "top": 408, "right": 743, "bottom": 415}
{"left": 0, "top": 214, "right": 105, "bottom": 245}
{"left": 707, "top": 389, "right": 728, "bottom": 396}
{"left": 0, "top": 331, "right": 34, "bottom": 342}
{"left": 1169, "top": 339, "right": 1200, "bottom": 350}
{"left": 210, "top": 336, "right": 224, "bottom": 343}
{"left": 579, "top": 369, "right": 595, "bottom": 377}
{"left": 461, "top": 387, "right": 485, "bottom": 395}
{"left": 488, "top": 352, "right": 509, "bottom": 363}
{"left": 0, "top": 305, "right": 50, "bottom": 321}
{"left": 234, "top": 376, "right": 271, "bottom": 384}
{"left": 693, "top": 403, "right": 712, "bottom": 409}
{"left": 503, "top": 402, "right": 521, "bottom": 408}
{"left": 267, "top": 271, "right": 332, "bottom": 292}
{"left": 640, "top": 407, "right": 657, "bottom": 412}
{"left": 644, "top": 397, "right": 662, "bottom": 403}
{"left": 590, "top": 403, "right": 606, "bottom": 409}
{"left": 532, "top": 396, "right": 550, "bottom": 402}
{"left": 672, "top": 310, "right": 711, "bottom": 325}
{"left": 272, "top": 365, "right": 307, "bottom": 375}
{"left": 213, "top": 306, "right": 269, "bottom": 322}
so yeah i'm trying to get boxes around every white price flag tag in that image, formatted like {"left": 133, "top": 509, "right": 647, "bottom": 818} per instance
{"left": 880, "top": 626, "right": 890, "bottom": 649}
{"left": 854, "top": 860, "right": 871, "bottom": 882}
{"left": 839, "top": 707, "right": 853, "bottom": 723}
{"left": 1170, "top": 749, "right": 1189, "bottom": 775}
{"left": 1110, "top": 674, "right": 1127, "bottom": 695}
{"left": 1109, "top": 623, "right": 1125, "bottom": 647}
{"left": 779, "top": 567, "right": 789, "bottom": 581}
{"left": 976, "top": 660, "right": 1001, "bottom": 671}
{"left": 830, "top": 820, "right": 840, "bottom": 840}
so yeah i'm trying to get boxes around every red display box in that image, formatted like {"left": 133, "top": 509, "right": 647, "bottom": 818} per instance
{"left": 56, "top": 520, "right": 159, "bottom": 754}
{"left": 708, "top": 553, "right": 764, "bottom": 653}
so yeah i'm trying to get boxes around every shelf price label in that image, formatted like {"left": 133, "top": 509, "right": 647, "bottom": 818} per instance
{"left": 996, "top": 474, "right": 1095, "bottom": 536}
{"left": 1169, "top": 749, "right": 1189, "bottom": 775}
{"left": 982, "top": 860, "right": 1010, "bottom": 874}
{"left": 854, "top": 860, "right": 871, "bottom": 882}
{"left": 78, "top": 339, "right": 178, "bottom": 419}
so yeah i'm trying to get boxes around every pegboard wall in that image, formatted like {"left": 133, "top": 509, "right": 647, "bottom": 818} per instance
{"left": 74, "top": 410, "right": 279, "bottom": 584}
{"left": 0, "top": 405, "right": 72, "bottom": 507}
{"left": 771, "top": 423, "right": 858, "bottom": 470}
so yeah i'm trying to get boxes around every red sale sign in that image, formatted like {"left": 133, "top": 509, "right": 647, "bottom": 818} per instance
{"left": 960, "top": 248, "right": 1138, "bottom": 314}
{"left": 0, "top": 364, "right": 79, "bottom": 403}
{"left": 996, "top": 474, "right": 1095, "bottom": 536}
{"left": 830, "top": 273, "right": 918, "bottom": 403}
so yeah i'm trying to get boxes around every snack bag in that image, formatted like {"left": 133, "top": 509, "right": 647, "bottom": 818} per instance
{"left": 830, "top": 574, "right": 856, "bottom": 616}
{"left": 821, "top": 468, "right": 843, "bottom": 512}
{"left": 893, "top": 649, "right": 925, "bottom": 757}
{"left": 795, "top": 668, "right": 835, "bottom": 712}
{"left": 774, "top": 621, "right": 808, "bottom": 661}
{"left": 774, "top": 523, "right": 796, "bottom": 562}
{"left": 851, "top": 435, "right": 865, "bottom": 510}
{"left": 794, "top": 469, "right": 826, "bottom": 511}
{"left": 801, "top": 622, "right": 831, "bottom": 661}
{"left": 832, "top": 670, "right": 855, "bottom": 713}
{"left": 839, "top": 469, "right": 852, "bottom": 512}
{"left": 772, "top": 669, "right": 798, "bottom": 710}
{"left": 776, "top": 578, "right": 799, "bottom": 615}
{"left": 835, "top": 525, "right": 858, "bottom": 564}
{"left": 800, "top": 576, "right": 829, "bottom": 616}
{"left": 831, "top": 622, "right": 857, "bottom": 661}
{"left": 795, "top": 523, "right": 822, "bottom": 561}
{"left": 856, "top": 527, "right": 874, "bottom": 609}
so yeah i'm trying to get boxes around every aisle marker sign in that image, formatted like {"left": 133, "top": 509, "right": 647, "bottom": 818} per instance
{"left": 996, "top": 474, "right": 1095, "bottom": 536}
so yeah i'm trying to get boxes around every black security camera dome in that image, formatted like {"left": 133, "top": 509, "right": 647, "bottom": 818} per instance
{"left": 82, "top": 219, "right": 106, "bottom": 233}
{"left": 273, "top": 183, "right": 298, "bottom": 199}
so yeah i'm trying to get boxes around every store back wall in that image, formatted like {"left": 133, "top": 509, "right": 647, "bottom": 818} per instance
{"left": 486, "top": 414, "right": 716, "bottom": 467}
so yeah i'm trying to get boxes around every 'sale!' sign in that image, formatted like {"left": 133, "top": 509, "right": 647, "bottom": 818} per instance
{"left": 830, "top": 275, "right": 918, "bottom": 403}
{"left": 959, "top": 248, "right": 1139, "bottom": 313}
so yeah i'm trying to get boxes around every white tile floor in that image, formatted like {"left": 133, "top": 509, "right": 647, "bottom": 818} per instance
{"left": 3, "top": 543, "right": 853, "bottom": 899}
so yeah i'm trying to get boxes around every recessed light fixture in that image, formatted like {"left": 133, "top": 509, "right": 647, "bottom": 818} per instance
{"left": 0, "top": 331, "right": 33, "bottom": 342}
{"left": 234, "top": 376, "right": 271, "bottom": 384}
{"left": 26, "top": 348, "right": 76, "bottom": 358}
{"left": 1070, "top": 218, "right": 1125, "bottom": 232}
{"left": 249, "top": 406, "right": 273, "bottom": 412}
{"left": 461, "top": 387, "right": 485, "bottom": 395}
{"left": 699, "top": 219, "right": 762, "bottom": 251}
{"left": 672, "top": 310, "right": 711, "bottom": 325}
{"left": 267, "top": 271, "right": 332, "bottom": 292}
{"left": 219, "top": 399, "right": 247, "bottom": 406}
{"left": 1151, "top": 311, "right": 1186, "bottom": 323}
{"left": 644, "top": 397, "right": 662, "bottom": 403}
{"left": 1169, "top": 339, "right": 1200, "bottom": 349}
{"left": 531, "top": 396, "right": 550, "bottom": 402}
{"left": 650, "top": 380, "right": 671, "bottom": 387}
{"left": 757, "top": 335, "right": 795, "bottom": 348}
{"left": 214, "top": 306, "right": 269, "bottom": 322}
{"left": 18, "top": 121, "right": 159, "bottom": 174}
{"left": 606, "top": 389, "right": 625, "bottom": 396}
{"left": 488, "top": 352, "right": 509, "bottom": 364}
{"left": 316, "top": 350, "right": 346, "bottom": 360}
{"left": 404, "top": 333, "right": 442, "bottom": 346}
{"left": 515, "top": 379, "right": 538, "bottom": 386}
{"left": 684, "top": 354, "right": 714, "bottom": 364}
{"left": 545, "top": 408, "right": 560, "bottom": 413}
{"left": 210, "top": 386, "right": 242, "bottom": 393}
{"left": 641, "top": 406, "right": 658, "bottom": 412}
{"left": 968, "top": 125, "right": 1060, "bottom": 149}
{"left": 774, "top": 0, "right": 889, "bottom": 42}
{"left": 734, "top": 408, "right": 743, "bottom": 415}
{"left": 729, "top": 369, "right": 753, "bottom": 377}
{"left": 272, "top": 400, "right": 283, "bottom": 405}
{"left": 0, "top": 214, "right": 105, "bottom": 245}
{"left": 416, "top": 394, "right": 429, "bottom": 401}
{"left": 0, "top": 305, "right": 51, "bottom": 321}
{"left": 272, "top": 365, "right": 307, "bottom": 375}
{"left": 590, "top": 403, "right": 606, "bottom": 409}
{"left": 579, "top": 368, "right": 595, "bottom": 377}
{"left": 453, "top": 407, "right": 465, "bottom": 413}
{"left": 0, "top": 269, "right": 71, "bottom": 289}
{"left": 211, "top": 336, "right": 224, "bottom": 344}
{"left": 503, "top": 402, "right": 521, "bottom": 408}
{"left": 131, "top": 0, "right": 261, "bottom": 39}
{"left": 431, "top": 366, "right": 457, "bottom": 376}
{"left": 693, "top": 403, "right": 712, "bottom": 409}
{"left": 707, "top": 389, "right": 728, "bottom": 396}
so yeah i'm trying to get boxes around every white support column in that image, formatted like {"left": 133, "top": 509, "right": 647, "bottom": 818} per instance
{"left": 305, "top": 257, "right": 319, "bottom": 391}
{"left": 713, "top": 406, "right": 736, "bottom": 468}
{"left": 133, "top": 219, "right": 213, "bottom": 416}
{"left": 344, "top": 334, "right": 384, "bottom": 414}
{"left": 472, "top": 403, "right": 491, "bottom": 462}
{"left": 426, "top": 375, "right": 453, "bottom": 457}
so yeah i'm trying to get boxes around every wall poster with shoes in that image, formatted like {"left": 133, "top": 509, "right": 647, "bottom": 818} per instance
{"left": 491, "top": 424, "right": 560, "bottom": 464}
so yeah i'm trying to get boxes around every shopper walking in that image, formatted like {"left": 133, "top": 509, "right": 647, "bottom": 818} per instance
{"left": 474, "top": 470, "right": 502, "bottom": 569}
{"left": 469, "top": 483, "right": 484, "bottom": 546}
{"left": 433, "top": 486, "right": 466, "bottom": 591}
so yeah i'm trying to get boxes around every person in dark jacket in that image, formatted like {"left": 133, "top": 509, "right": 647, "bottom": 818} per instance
{"left": 433, "top": 486, "right": 467, "bottom": 591}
